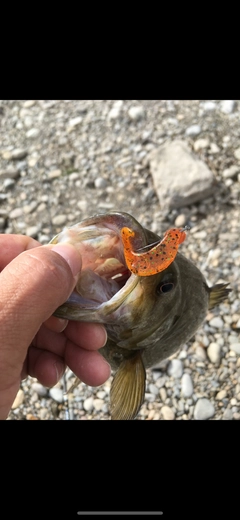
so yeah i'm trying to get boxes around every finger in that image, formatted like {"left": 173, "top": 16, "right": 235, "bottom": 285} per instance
{"left": 65, "top": 342, "right": 111, "bottom": 386}
{"left": 26, "top": 346, "right": 66, "bottom": 387}
{"left": 44, "top": 316, "right": 69, "bottom": 333}
{"left": 0, "top": 234, "right": 40, "bottom": 270}
{"left": 0, "top": 243, "right": 81, "bottom": 418}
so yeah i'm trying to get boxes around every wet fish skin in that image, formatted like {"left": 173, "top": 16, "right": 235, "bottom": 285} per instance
{"left": 52, "top": 212, "right": 230, "bottom": 420}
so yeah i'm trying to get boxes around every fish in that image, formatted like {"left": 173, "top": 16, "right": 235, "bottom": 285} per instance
{"left": 51, "top": 211, "right": 230, "bottom": 420}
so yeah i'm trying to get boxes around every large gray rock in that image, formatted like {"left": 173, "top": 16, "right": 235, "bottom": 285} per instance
{"left": 148, "top": 140, "right": 215, "bottom": 209}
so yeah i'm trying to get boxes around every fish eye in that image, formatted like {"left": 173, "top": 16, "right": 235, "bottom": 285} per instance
{"left": 157, "top": 282, "right": 174, "bottom": 294}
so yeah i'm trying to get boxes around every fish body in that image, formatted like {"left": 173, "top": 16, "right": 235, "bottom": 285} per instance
{"left": 51, "top": 212, "right": 230, "bottom": 420}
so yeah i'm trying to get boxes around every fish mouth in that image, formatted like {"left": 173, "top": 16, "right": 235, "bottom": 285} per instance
{"left": 53, "top": 212, "right": 148, "bottom": 320}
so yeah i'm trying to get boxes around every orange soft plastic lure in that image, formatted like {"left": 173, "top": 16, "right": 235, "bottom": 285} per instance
{"left": 121, "top": 226, "right": 188, "bottom": 276}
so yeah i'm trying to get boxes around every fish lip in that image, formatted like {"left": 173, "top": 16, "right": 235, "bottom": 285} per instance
{"left": 54, "top": 212, "right": 148, "bottom": 315}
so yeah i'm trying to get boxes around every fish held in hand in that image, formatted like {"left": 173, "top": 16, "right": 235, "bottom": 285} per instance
{"left": 51, "top": 212, "right": 230, "bottom": 420}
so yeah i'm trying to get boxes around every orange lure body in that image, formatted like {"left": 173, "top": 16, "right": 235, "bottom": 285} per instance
{"left": 121, "top": 226, "right": 188, "bottom": 276}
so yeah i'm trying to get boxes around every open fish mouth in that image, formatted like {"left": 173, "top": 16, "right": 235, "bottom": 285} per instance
{"left": 52, "top": 212, "right": 148, "bottom": 321}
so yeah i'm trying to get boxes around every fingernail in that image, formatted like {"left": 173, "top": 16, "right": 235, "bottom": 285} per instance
{"left": 50, "top": 243, "right": 82, "bottom": 278}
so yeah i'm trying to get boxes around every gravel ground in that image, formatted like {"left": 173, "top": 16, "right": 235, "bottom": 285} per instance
{"left": 1, "top": 99, "right": 239, "bottom": 420}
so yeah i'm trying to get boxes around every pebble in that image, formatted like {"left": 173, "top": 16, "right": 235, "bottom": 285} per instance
{"left": 222, "top": 409, "right": 233, "bottom": 420}
{"left": 194, "top": 398, "right": 215, "bottom": 420}
{"left": 201, "top": 101, "right": 216, "bottom": 112}
{"left": 48, "top": 169, "right": 62, "bottom": 179}
{"left": 23, "top": 100, "right": 36, "bottom": 108}
{"left": 185, "top": 124, "right": 201, "bottom": 136}
{"left": 209, "top": 316, "right": 224, "bottom": 328}
{"left": 128, "top": 105, "right": 145, "bottom": 121}
{"left": 49, "top": 388, "right": 63, "bottom": 403}
{"left": 3, "top": 178, "right": 15, "bottom": 189}
{"left": 52, "top": 214, "right": 67, "bottom": 226}
{"left": 83, "top": 397, "right": 94, "bottom": 412}
{"left": 181, "top": 373, "right": 194, "bottom": 397}
{"left": 234, "top": 147, "right": 240, "bottom": 160}
{"left": 195, "top": 346, "right": 207, "bottom": 361}
{"left": 167, "top": 359, "right": 183, "bottom": 378}
{"left": 93, "top": 399, "right": 105, "bottom": 411}
{"left": 94, "top": 177, "right": 108, "bottom": 189}
{"left": 229, "top": 343, "right": 240, "bottom": 355}
{"left": 9, "top": 207, "right": 22, "bottom": 219}
{"left": 26, "top": 226, "right": 39, "bottom": 238}
{"left": 222, "top": 165, "right": 239, "bottom": 179}
{"left": 31, "top": 383, "right": 48, "bottom": 397}
{"left": 68, "top": 116, "right": 83, "bottom": 128}
{"left": 174, "top": 214, "right": 186, "bottom": 227}
{"left": 11, "top": 148, "right": 28, "bottom": 160}
{"left": 207, "top": 342, "right": 222, "bottom": 364}
{"left": 161, "top": 405, "right": 175, "bottom": 420}
{"left": 148, "top": 384, "right": 159, "bottom": 395}
{"left": 219, "top": 100, "right": 236, "bottom": 114}
{"left": 194, "top": 138, "right": 209, "bottom": 151}
{"left": 108, "top": 107, "right": 122, "bottom": 120}
{"left": 0, "top": 168, "right": 19, "bottom": 180}
{"left": 159, "top": 387, "right": 167, "bottom": 402}
{"left": 11, "top": 389, "right": 24, "bottom": 409}
{"left": 216, "top": 389, "right": 227, "bottom": 400}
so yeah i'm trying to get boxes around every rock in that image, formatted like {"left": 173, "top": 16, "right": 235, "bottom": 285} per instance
{"left": 194, "top": 398, "right": 215, "bottom": 420}
{"left": 11, "top": 148, "right": 28, "bottom": 160}
{"left": 93, "top": 398, "right": 105, "bottom": 411}
{"left": 49, "top": 387, "right": 63, "bottom": 403}
{"left": 195, "top": 345, "right": 207, "bottom": 361}
{"left": 52, "top": 214, "right": 67, "bottom": 226}
{"left": 149, "top": 140, "right": 215, "bottom": 209}
{"left": 3, "top": 178, "right": 15, "bottom": 189}
{"left": 26, "top": 128, "right": 40, "bottom": 139}
{"left": 26, "top": 226, "right": 39, "bottom": 238}
{"left": 185, "top": 124, "right": 201, "bottom": 136}
{"left": 174, "top": 214, "right": 187, "bottom": 227}
{"left": 209, "top": 143, "right": 220, "bottom": 154}
{"left": 215, "top": 389, "right": 227, "bottom": 400}
{"left": 159, "top": 387, "right": 167, "bottom": 402}
{"left": 161, "top": 405, "right": 175, "bottom": 420}
{"left": 201, "top": 101, "right": 216, "bottom": 112}
{"left": 167, "top": 359, "right": 183, "bottom": 378}
{"left": 31, "top": 383, "right": 48, "bottom": 397}
{"left": 108, "top": 107, "right": 122, "bottom": 120}
{"left": 0, "top": 168, "right": 20, "bottom": 180}
{"left": 83, "top": 396, "right": 94, "bottom": 412}
{"left": 229, "top": 343, "right": 240, "bottom": 355}
{"left": 207, "top": 342, "right": 222, "bottom": 364}
{"left": 9, "top": 207, "right": 23, "bottom": 219}
{"left": 234, "top": 147, "right": 240, "bottom": 160}
{"left": 48, "top": 169, "right": 62, "bottom": 179}
{"left": 68, "top": 116, "right": 83, "bottom": 128}
{"left": 222, "top": 409, "right": 233, "bottom": 420}
{"left": 148, "top": 384, "right": 159, "bottom": 395}
{"left": 222, "top": 165, "right": 239, "bottom": 179}
{"left": 219, "top": 100, "right": 236, "bottom": 114}
{"left": 194, "top": 138, "right": 209, "bottom": 151}
{"left": 209, "top": 316, "right": 224, "bottom": 328}
{"left": 181, "top": 373, "right": 194, "bottom": 397}
{"left": 128, "top": 105, "right": 145, "bottom": 121}
{"left": 11, "top": 389, "right": 24, "bottom": 409}
{"left": 94, "top": 177, "right": 108, "bottom": 189}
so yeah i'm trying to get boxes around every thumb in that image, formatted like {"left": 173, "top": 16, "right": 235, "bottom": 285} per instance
{"left": 0, "top": 243, "right": 82, "bottom": 390}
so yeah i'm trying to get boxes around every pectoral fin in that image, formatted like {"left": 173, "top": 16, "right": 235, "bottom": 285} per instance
{"left": 110, "top": 351, "right": 146, "bottom": 420}
{"left": 208, "top": 283, "right": 231, "bottom": 310}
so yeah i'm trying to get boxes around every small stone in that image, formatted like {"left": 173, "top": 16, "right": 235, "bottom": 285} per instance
{"left": 26, "top": 226, "right": 39, "bottom": 238}
{"left": 83, "top": 396, "right": 93, "bottom": 412}
{"left": 52, "top": 214, "right": 67, "bottom": 226}
{"left": 108, "top": 107, "right": 122, "bottom": 120}
{"left": 1, "top": 150, "right": 12, "bottom": 160}
{"left": 11, "top": 148, "right": 28, "bottom": 160}
{"left": 11, "top": 389, "right": 24, "bottom": 409}
{"left": 219, "top": 100, "right": 236, "bottom": 114}
{"left": 48, "top": 169, "right": 62, "bottom": 179}
{"left": 234, "top": 147, "right": 240, "bottom": 160}
{"left": 23, "top": 100, "right": 36, "bottom": 108}
{"left": 9, "top": 207, "right": 23, "bottom": 219}
{"left": 209, "top": 316, "right": 224, "bottom": 328}
{"left": 31, "top": 383, "right": 48, "bottom": 397}
{"left": 229, "top": 343, "right": 240, "bottom": 355}
{"left": 93, "top": 398, "right": 105, "bottom": 411}
{"left": 222, "top": 409, "right": 233, "bottom": 420}
{"left": 49, "top": 387, "right": 63, "bottom": 403}
{"left": 128, "top": 105, "right": 145, "bottom": 121}
{"left": 201, "top": 101, "right": 216, "bottom": 112}
{"left": 207, "top": 342, "right": 222, "bottom": 364}
{"left": 222, "top": 165, "right": 239, "bottom": 179}
{"left": 167, "top": 359, "right": 183, "bottom": 378}
{"left": 209, "top": 143, "right": 220, "bottom": 154}
{"left": 194, "top": 138, "right": 210, "bottom": 151}
{"left": 3, "top": 178, "right": 15, "bottom": 189}
{"left": 174, "top": 214, "right": 187, "bottom": 227}
{"left": 24, "top": 116, "right": 33, "bottom": 128}
{"left": 195, "top": 346, "right": 207, "bottom": 361}
{"left": 216, "top": 389, "right": 227, "bottom": 400}
{"left": 149, "top": 384, "right": 159, "bottom": 395}
{"left": 94, "top": 177, "right": 108, "bottom": 189}
{"left": 181, "top": 373, "right": 194, "bottom": 398}
{"left": 159, "top": 387, "right": 167, "bottom": 402}
{"left": 68, "top": 116, "right": 83, "bottom": 128}
{"left": 26, "top": 128, "right": 40, "bottom": 139}
{"left": 185, "top": 124, "right": 201, "bottom": 136}
{"left": 194, "top": 398, "right": 215, "bottom": 420}
{"left": 161, "top": 405, "right": 175, "bottom": 420}
{"left": 0, "top": 168, "right": 19, "bottom": 180}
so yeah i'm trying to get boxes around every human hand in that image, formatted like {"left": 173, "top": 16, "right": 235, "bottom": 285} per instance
{"left": 0, "top": 234, "right": 110, "bottom": 420}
